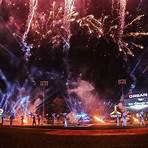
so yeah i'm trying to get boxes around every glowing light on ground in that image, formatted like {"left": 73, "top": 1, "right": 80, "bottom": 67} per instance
{"left": 133, "top": 117, "right": 139, "bottom": 123}
{"left": 94, "top": 116, "right": 105, "bottom": 123}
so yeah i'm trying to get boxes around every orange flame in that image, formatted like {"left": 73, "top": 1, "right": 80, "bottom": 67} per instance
{"left": 94, "top": 116, "right": 105, "bottom": 123}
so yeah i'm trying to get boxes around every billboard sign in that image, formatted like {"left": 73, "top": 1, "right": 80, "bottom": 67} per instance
{"left": 128, "top": 93, "right": 148, "bottom": 99}
{"left": 124, "top": 93, "right": 148, "bottom": 111}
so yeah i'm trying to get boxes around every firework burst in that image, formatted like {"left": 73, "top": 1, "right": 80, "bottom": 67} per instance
{"left": 113, "top": 0, "right": 147, "bottom": 56}
{"left": 76, "top": 0, "right": 148, "bottom": 57}
{"left": 29, "top": 0, "right": 78, "bottom": 51}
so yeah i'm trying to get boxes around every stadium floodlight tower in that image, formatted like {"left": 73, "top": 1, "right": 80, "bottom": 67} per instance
{"left": 118, "top": 79, "right": 126, "bottom": 102}
{"left": 40, "top": 80, "right": 48, "bottom": 125}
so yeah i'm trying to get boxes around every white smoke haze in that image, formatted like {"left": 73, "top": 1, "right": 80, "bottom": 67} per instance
{"left": 68, "top": 79, "right": 105, "bottom": 116}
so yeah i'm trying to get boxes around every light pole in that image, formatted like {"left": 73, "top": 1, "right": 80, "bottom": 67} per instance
{"left": 40, "top": 81, "right": 48, "bottom": 125}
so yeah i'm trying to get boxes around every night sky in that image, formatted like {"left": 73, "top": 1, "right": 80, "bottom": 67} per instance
{"left": 0, "top": 0, "right": 148, "bottom": 103}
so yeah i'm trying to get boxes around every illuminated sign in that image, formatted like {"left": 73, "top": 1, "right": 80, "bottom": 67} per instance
{"left": 129, "top": 93, "right": 148, "bottom": 99}
{"left": 125, "top": 93, "right": 148, "bottom": 111}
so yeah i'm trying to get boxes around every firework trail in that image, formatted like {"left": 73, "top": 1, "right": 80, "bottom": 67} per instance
{"left": 112, "top": 0, "right": 127, "bottom": 54}
{"left": 23, "top": 0, "right": 38, "bottom": 42}
{"left": 137, "top": 0, "right": 143, "bottom": 9}
{"left": 22, "top": 0, "right": 38, "bottom": 61}
{"left": 64, "top": 0, "right": 75, "bottom": 15}
{"left": 125, "top": 15, "right": 144, "bottom": 29}
{"left": 118, "top": 0, "right": 126, "bottom": 39}
{"left": 63, "top": 0, "right": 76, "bottom": 50}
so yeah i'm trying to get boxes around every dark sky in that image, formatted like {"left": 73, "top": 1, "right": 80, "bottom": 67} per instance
{"left": 0, "top": 0, "right": 148, "bottom": 101}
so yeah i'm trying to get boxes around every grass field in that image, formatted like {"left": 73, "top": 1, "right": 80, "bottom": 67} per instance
{"left": 0, "top": 126, "right": 148, "bottom": 148}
